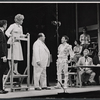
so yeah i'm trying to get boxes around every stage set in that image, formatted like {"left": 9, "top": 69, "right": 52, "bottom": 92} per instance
{"left": 1, "top": 3, "right": 100, "bottom": 99}
{"left": 1, "top": 85, "right": 100, "bottom": 98}
{"left": 2, "top": 64, "right": 100, "bottom": 98}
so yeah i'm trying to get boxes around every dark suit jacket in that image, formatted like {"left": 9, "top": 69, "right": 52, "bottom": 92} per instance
{"left": 93, "top": 55, "right": 100, "bottom": 65}
{"left": 0, "top": 29, "right": 10, "bottom": 90}
{"left": 93, "top": 55, "right": 100, "bottom": 84}
{"left": 0, "top": 29, "right": 8, "bottom": 58}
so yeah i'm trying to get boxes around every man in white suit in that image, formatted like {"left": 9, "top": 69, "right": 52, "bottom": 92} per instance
{"left": 32, "top": 33, "right": 50, "bottom": 90}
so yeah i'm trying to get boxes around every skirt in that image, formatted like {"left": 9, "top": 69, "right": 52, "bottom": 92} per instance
{"left": 7, "top": 41, "right": 23, "bottom": 61}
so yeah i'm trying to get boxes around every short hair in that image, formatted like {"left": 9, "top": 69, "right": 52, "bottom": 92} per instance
{"left": 62, "top": 35, "right": 69, "bottom": 41}
{"left": 38, "top": 33, "right": 44, "bottom": 38}
{"left": 83, "top": 27, "right": 87, "bottom": 31}
{"left": 75, "top": 40, "right": 80, "bottom": 45}
{"left": 14, "top": 14, "right": 24, "bottom": 23}
{"left": 0, "top": 20, "right": 7, "bottom": 27}
{"left": 83, "top": 49, "right": 89, "bottom": 54}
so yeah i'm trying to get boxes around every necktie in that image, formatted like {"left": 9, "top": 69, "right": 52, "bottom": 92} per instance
{"left": 85, "top": 57, "right": 88, "bottom": 65}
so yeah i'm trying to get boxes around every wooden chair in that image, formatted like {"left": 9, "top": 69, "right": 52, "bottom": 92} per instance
{"left": 68, "top": 66, "right": 78, "bottom": 87}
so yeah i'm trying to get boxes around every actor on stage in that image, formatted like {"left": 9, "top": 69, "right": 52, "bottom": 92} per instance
{"left": 5, "top": 14, "right": 26, "bottom": 75}
{"left": 56, "top": 35, "right": 74, "bottom": 88}
{"left": 0, "top": 20, "right": 8, "bottom": 94}
{"left": 32, "top": 33, "right": 50, "bottom": 90}
{"left": 77, "top": 49, "right": 96, "bottom": 85}
{"left": 79, "top": 27, "right": 90, "bottom": 53}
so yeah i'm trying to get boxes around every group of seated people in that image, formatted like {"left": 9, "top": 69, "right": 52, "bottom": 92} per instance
{"left": 71, "top": 27, "right": 99, "bottom": 86}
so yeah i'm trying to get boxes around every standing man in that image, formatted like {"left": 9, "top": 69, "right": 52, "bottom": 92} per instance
{"left": 0, "top": 20, "right": 8, "bottom": 94}
{"left": 32, "top": 33, "right": 50, "bottom": 90}
{"left": 79, "top": 27, "right": 90, "bottom": 53}
{"left": 56, "top": 35, "right": 74, "bottom": 88}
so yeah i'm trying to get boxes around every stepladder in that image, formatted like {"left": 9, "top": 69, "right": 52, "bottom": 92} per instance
{"left": 3, "top": 33, "right": 30, "bottom": 92}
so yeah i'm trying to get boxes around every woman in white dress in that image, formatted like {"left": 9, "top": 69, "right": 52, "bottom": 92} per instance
{"left": 5, "top": 14, "right": 26, "bottom": 75}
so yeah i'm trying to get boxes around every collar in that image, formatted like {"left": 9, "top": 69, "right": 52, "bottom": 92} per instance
{"left": 84, "top": 56, "right": 89, "bottom": 59}
{"left": 0, "top": 27, "right": 4, "bottom": 32}
{"left": 38, "top": 38, "right": 44, "bottom": 43}
{"left": 15, "top": 23, "right": 21, "bottom": 27}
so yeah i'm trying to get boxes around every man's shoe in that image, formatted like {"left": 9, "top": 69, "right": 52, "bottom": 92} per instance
{"left": 54, "top": 86, "right": 61, "bottom": 89}
{"left": 64, "top": 86, "right": 68, "bottom": 89}
{"left": 0, "top": 90, "right": 8, "bottom": 94}
{"left": 42, "top": 87, "right": 51, "bottom": 90}
{"left": 90, "top": 82, "right": 96, "bottom": 85}
{"left": 82, "top": 82, "right": 87, "bottom": 86}
{"left": 35, "top": 88, "right": 41, "bottom": 90}
{"left": 88, "top": 81, "right": 96, "bottom": 85}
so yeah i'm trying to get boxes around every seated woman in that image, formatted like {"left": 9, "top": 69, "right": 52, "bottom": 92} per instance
{"left": 73, "top": 40, "right": 82, "bottom": 64}
{"left": 77, "top": 49, "right": 96, "bottom": 85}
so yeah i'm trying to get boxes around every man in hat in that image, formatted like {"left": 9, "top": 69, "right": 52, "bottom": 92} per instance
{"left": 77, "top": 49, "right": 96, "bottom": 85}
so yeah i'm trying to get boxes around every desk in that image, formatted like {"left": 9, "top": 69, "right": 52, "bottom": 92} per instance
{"left": 77, "top": 65, "right": 100, "bottom": 87}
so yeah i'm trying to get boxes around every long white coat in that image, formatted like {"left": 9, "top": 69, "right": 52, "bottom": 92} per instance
{"left": 5, "top": 23, "right": 23, "bottom": 60}
{"left": 32, "top": 39, "right": 50, "bottom": 88}
{"left": 32, "top": 39, "right": 50, "bottom": 68}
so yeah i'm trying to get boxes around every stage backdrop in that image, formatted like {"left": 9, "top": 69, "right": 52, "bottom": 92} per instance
{"left": 0, "top": 3, "right": 98, "bottom": 85}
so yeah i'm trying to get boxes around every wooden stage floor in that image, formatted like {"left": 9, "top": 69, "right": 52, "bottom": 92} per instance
{"left": 0, "top": 85, "right": 100, "bottom": 99}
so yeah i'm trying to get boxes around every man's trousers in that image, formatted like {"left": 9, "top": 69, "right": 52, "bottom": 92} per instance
{"left": 34, "top": 66, "right": 47, "bottom": 88}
